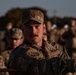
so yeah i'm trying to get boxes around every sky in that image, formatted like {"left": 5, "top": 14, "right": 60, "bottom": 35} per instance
{"left": 0, "top": 0, "right": 76, "bottom": 18}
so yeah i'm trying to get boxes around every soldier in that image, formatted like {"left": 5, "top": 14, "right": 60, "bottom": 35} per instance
{"left": 3, "top": 22, "right": 13, "bottom": 50}
{"left": 8, "top": 8, "right": 76, "bottom": 75}
{"left": 1, "top": 28, "right": 24, "bottom": 66}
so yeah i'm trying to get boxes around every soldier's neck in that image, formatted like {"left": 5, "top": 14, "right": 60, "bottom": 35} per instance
{"left": 36, "top": 42, "right": 42, "bottom": 47}
{"left": 31, "top": 41, "right": 42, "bottom": 47}
{"left": 24, "top": 40, "right": 43, "bottom": 47}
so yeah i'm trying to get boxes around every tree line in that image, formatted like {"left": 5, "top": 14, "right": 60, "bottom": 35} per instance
{"left": 0, "top": 7, "right": 76, "bottom": 30}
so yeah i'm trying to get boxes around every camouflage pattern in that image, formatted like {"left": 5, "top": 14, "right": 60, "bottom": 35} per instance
{"left": 1, "top": 50, "right": 12, "bottom": 66}
{"left": 0, "top": 55, "right": 9, "bottom": 75}
{"left": 48, "top": 29, "right": 60, "bottom": 43}
{"left": 22, "top": 9, "right": 44, "bottom": 24}
{"left": 49, "top": 42, "right": 70, "bottom": 59}
{"left": 7, "top": 40, "right": 76, "bottom": 75}
{"left": 11, "top": 28, "right": 23, "bottom": 39}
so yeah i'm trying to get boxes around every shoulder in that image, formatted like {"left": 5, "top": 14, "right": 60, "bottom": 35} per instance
{"left": 9, "top": 44, "right": 45, "bottom": 61}
{"left": 1, "top": 49, "right": 12, "bottom": 56}
{"left": 49, "top": 42, "right": 63, "bottom": 49}
{"left": 1, "top": 50, "right": 9, "bottom": 54}
{"left": 49, "top": 42, "right": 67, "bottom": 53}
{"left": 1, "top": 50, "right": 9, "bottom": 56}
{"left": 0, "top": 55, "right": 6, "bottom": 68}
{"left": 10, "top": 44, "right": 31, "bottom": 58}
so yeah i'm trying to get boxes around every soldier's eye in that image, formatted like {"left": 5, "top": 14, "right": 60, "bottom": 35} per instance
{"left": 35, "top": 25, "right": 39, "bottom": 28}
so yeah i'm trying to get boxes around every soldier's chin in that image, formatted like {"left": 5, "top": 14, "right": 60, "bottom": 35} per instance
{"left": 31, "top": 37, "right": 38, "bottom": 41}
{"left": 31, "top": 39, "right": 38, "bottom": 44}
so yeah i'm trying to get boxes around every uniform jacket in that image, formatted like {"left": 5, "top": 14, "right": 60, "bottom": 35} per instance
{"left": 7, "top": 40, "right": 75, "bottom": 75}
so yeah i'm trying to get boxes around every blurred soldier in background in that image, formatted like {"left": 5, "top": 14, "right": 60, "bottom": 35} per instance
{"left": 46, "top": 20, "right": 52, "bottom": 33}
{"left": 1, "top": 28, "right": 24, "bottom": 66}
{"left": 3, "top": 22, "right": 13, "bottom": 50}
{"left": 62, "top": 20, "right": 76, "bottom": 58}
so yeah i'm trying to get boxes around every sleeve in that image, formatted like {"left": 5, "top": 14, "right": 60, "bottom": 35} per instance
{"left": 50, "top": 43, "right": 70, "bottom": 59}
{"left": 57, "top": 44, "right": 70, "bottom": 59}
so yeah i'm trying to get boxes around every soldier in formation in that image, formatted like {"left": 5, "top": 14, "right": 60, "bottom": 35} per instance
{"left": 8, "top": 8, "right": 76, "bottom": 75}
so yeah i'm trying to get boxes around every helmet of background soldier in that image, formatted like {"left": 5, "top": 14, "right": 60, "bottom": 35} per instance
{"left": 10, "top": 28, "right": 23, "bottom": 39}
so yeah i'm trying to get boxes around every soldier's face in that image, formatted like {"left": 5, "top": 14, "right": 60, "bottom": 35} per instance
{"left": 11, "top": 38, "right": 23, "bottom": 48}
{"left": 8, "top": 38, "right": 23, "bottom": 49}
{"left": 23, "top": 21, "right": 46, "bottom": 46}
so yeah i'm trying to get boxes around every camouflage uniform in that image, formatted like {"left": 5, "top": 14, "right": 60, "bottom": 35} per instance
{"left": 0, "top": 55, "right": 9, "bottom": 75}
{"left": 1, "top": 50, "right": 12, "bottom": 66}
{"left": 7, "top": 40, "right": 76, "bottom": 75}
